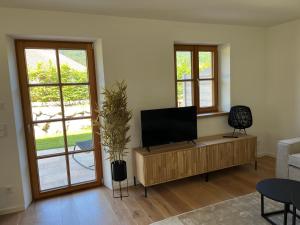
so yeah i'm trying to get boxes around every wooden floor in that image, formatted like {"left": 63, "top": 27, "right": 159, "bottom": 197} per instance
{"left": 0, "top": 156, "right": 275, "bottom": 225}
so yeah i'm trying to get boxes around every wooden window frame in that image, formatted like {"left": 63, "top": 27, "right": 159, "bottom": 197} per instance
{"left": 174, "top": 44, "right": 218, "bottom": 114}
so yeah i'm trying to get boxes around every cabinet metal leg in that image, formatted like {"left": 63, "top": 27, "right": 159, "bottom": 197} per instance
{"left": 205, "top": 173, "right": 209, "bottom": 182}
{"left": 144, "top": 187, "right": 147, "bottom": 198}
{"left": 134, "top": 176, "right": 137, "bottom": 186}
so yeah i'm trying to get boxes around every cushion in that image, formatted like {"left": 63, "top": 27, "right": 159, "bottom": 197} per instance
{"left": 289, "top": 166, "right": 300, "bottom": 182}
{"left": 276, "top": 138, "right": 300, "bottom": 178}
{"left": 288, "top": 153, "right": 300, "bottom": 168}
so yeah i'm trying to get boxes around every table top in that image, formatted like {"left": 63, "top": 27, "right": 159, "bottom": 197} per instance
{"left": 133, "top": 133, "right": 256, "bottom": 156}
{"left": 292, "top": 190, "right": 300, "bottom": 209}
{"left": 256, "top": 178, "right": 300, "bottom": 204}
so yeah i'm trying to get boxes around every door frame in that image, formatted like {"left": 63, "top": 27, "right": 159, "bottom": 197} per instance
{"left": 15, "top": 40, "right": 103, "bottom": 200}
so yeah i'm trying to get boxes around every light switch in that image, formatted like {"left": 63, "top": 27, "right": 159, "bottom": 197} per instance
{"left": 0, "top": 124, "right": 7, "bottom": 137}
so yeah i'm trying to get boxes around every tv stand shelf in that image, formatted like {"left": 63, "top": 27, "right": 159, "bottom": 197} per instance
{"left": 133, "top": 134, "right": 257, "bottom": 197}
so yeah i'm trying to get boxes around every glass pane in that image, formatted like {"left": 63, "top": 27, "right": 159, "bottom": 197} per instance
{"left": 34, "top": 121, "right": 65, "bottom": 156}
{"left": 177, "top": 81, "right": 193, "bottom": 107}
{"left": 30, "top": 86, "right": 62, "bottom": 121}
{"left": 59, "top": 50, "right": 88, "bottom": 83}
{"left": 62, "top": 85, "right": 91, "bottom": 118}
{"left": 38, "top": 156, "right": 68, "bottom": 191}
{"left": 66, "top": 119, "right": 93, "bottom": 152}
{"left": 199, "top": 80, "right": 213, "bottom": 107}
{"left": 25, "top": 49, "right": 59, "bottom": 84}
{"left": 199, "top": 51, "right": 213, "bottom": 79}
{"left": 69, "top": 152, "right": 96, "bottom": 184}
{"left": 176, "top": 51, "right": 192, "bottom": 80}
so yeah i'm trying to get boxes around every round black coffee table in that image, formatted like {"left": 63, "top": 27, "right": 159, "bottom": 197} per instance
{"left": 256, "top": 178, "right": 300, "bottom": 225}
{"left": 292, "top": 191, "right": 300, "bottom": 225}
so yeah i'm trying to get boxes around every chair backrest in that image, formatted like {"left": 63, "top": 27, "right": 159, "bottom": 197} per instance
{"left": 228, "top": 105, "right": 252, "bottom": 129}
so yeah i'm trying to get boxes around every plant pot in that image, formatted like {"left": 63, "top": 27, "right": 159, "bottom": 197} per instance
{"left": 111, "top": 160, "right": 127, "bottom": 181}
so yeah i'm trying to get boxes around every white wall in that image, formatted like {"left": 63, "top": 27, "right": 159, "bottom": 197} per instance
{"left": 266, "top": 19, "right": 300, "bottom": 156}
{"left": 3, "top": 37, "right": 32, "bottom": 213}
{"left": 0, "top": 7, "right": 267, "bottom": 213}
{"left": 0, "top": 46, "right": 24, "bottom": 215}
{"left": 219, "top": 44, "right": 231, "bottom": 112}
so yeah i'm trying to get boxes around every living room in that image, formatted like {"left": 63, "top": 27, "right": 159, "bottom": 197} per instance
{"left": 0, "top": 1, "right": 300, "bottom": 225}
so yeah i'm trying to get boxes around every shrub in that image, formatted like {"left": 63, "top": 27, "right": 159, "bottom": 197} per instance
{"left": 29, "top": 61, "right": 89, "bottom": 103}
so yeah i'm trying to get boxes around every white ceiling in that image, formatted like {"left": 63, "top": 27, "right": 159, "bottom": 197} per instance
{"left": 1, "top": 0, "right": 300, "bottom": 27}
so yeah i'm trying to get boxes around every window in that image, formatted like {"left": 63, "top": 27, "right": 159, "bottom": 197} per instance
{"left": 174, "top": 44, "right": 218, "bottom": 114}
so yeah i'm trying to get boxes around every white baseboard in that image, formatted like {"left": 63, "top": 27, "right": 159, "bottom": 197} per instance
{"left": 127, "top": 178, "right": 134, "bottom": 187}
{"left": 105, "top": 178, "right": 135, "bottom": 189}
{"left": 0, "top": 205, "right": 24, "bottom": 215}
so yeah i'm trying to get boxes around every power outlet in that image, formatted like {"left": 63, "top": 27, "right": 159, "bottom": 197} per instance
{"left": 0, "top": 186, "right": 13, "bottom": 195}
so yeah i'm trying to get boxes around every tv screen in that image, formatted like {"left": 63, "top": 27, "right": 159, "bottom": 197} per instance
{"left": 141, "top": 106, "right": 197, "bottom": 148}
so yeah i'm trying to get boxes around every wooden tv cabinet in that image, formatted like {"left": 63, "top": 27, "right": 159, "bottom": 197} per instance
{"left": 133, "top": 134, "right": 257, "bottom": 197}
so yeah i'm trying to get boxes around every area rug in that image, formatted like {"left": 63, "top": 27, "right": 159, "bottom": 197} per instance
{"left": 151, "top": 192, "right": 296, "bottom": 225}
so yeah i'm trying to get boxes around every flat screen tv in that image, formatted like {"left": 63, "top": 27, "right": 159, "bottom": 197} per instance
{"left": 141, "top": 106, "right": 197, "bottom": 148}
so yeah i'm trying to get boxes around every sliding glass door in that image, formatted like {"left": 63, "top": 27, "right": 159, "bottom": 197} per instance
{"left": 15, "top": 40, "right": 102, "bottom": 199}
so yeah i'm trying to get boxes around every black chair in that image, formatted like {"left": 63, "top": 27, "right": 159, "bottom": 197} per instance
{"left": 72, "top": 140, "right": 95, "bottom": 170}
{"left": 228, "top": 105, "right": 252, "bottom": 137}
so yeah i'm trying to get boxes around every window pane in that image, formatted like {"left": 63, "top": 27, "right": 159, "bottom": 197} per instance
{"left": 38, "top": 156, "right": 68, "bottom": 191}
{"left": 59, "top": 50, "right": 88, "bottom": 83}
{"left": 199, "top": 51, "right": 213, "bottom": 79}
{"left": 199, "top": 80, "right": 213, "bottom": 107}
{"left": 30, "top": 86, "right": 62, "bottom": 121}
{"left": 34, "top": 121, "right": 65, "bottom": 156}
{"left": 177, "top": 81, "right": 193, "bottom": 107}
{"left": 69, "top": 152, "right": 96, "bottom": 184}
{"left": 25, "top": 49, "right": 59, "bottom": 84}
{"left": 66, "top": 119, "right": 93, "bottom": 152}
{"left": 176, "top": 51, "right": 192, "bottom": 80}
{"left": 62, "top": 85, "right": 91, "bottom": 118}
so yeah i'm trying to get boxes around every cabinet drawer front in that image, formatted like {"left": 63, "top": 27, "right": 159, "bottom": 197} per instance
{"left": 144, "top": 147, "right": 206, "bottom": 186}
{"left": 144, "top": 153, "right": 167, "bottom": 186}
{"left": 234, "top": 138, "right": 256, "bottom": 165}
{"left": 207, "top": 143, "right": 234, "bottom": 172}
{"left": 194, "top": 147, "right": 207, "bottom": 174}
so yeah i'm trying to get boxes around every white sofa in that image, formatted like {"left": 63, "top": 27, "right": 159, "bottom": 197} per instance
{"left": 276, "top": 137, "right": 300, "bottom": 181}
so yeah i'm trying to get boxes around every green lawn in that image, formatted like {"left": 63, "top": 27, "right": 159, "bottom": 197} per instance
{"left": 36, "top": 132, "right": 92, "bottom": 151}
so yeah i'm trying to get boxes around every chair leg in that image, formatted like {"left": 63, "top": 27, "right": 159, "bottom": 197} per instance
{"left": 72, "top": 145, "right": 77, "bottom": 159}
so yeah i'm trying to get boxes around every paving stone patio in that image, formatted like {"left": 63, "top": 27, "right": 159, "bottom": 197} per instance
{"left": 37, "top": 148, "right": 96, "bottom": 190}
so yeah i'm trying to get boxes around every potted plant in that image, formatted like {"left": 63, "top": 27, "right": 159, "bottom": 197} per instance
{"left": 96, "top": 81, "right": 132, "bottom": 183}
